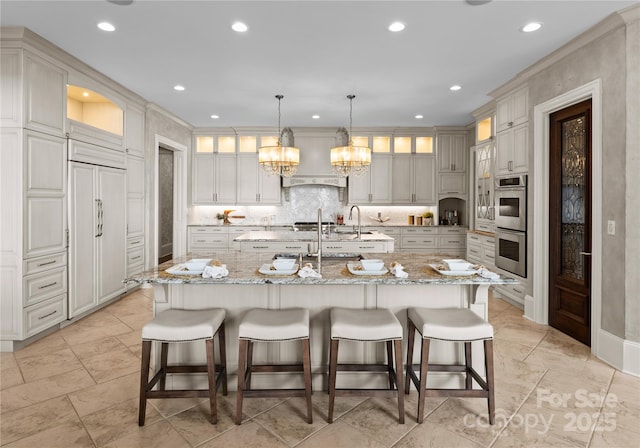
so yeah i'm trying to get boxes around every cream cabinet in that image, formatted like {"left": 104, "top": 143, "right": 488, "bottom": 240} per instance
{"left": 236, "top": 154, "right": 281, "bottom": 205}
{"left": 392, "top": 155, "right": 436, "bottom": 204}
{"left": 466, "top": 232, "right": 495, "bottom": 268}
{"left": 188, "top": 226, "right": 229, "bottom": 253}
{"left": 496, "top": 87, "right": 528, "bottom": 133}
{"left": 437, "top": 134, "right": 467, "bottom": 172}
{"left": 496, "top": 123, "right": 528, "bottom": 176}
{"left": 126, "top": 155, "right": 145, "bottom": 278}
{"left": 68, "top": 162, "right": 126, "bottom": 318}
{"left": 474, "top": 141, "right": 495, "bottom": 232}
{"left": 125, "top": 104, "right": 145, "bottom": 158}
{"left": 348, "top": 154, "right": 392, "bottom": 204}
{"left": 192, "top": 154, "right": 237, "bottom": 204}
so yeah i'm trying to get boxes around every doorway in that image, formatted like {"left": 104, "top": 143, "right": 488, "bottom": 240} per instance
{"left": 158, "top": 147, "right": 174, "bottom": 264}
{"left": 548, "top": 99, "right": 592, "bottom": 346}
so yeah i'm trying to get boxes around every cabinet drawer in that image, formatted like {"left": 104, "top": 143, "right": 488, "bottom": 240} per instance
{"left": 323, "top": 241, "right": 389, "bottom": 253}
{"left": 476, "top": 221, "right": 494, "bottom": 233}
{"left": 189, "top": 226, "right": 227, "bottom": 234}
{"left": 401, "top": 236, "right": 437, "bottom": 248}
{"left": 240, "top": 242, "right": 308, "bottom": 252}
{"left": 467, "top": 241, "right": 482, "bottom": 260}
{"left": 402, "top": 227, "right": 437, "bottom": 235}
{"left": 127, "top": 246, "right": 144, "bottom": 266}
{"left": 127, "top": 236, "right": 144, "bottom": 249}
{"left": 25, "top": 294, "right": 67, "bottom": 338}
{"left": 439, "top": 227, "right": 466, "bottom": 235}
{"left": 189, "top": 235, "right": 228, "bottom": 249}
{"left": 24, "top": 252, "right": 66, "bottom": 276}
{"left": 467, "top": 233, "right": 482, "bottom": 244}
{"left": 438, "top": 235, "right": 466, "bottom": 248}
{"left": 484, "top": 247, "right": 496, "bottom": 265}
{"left": 23, "top": 266, "right": 67, "bottom": 307}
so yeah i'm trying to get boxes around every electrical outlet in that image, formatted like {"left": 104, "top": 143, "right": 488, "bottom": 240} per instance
{"left": 607, "top": 220, "right": 615, "bottom": 235}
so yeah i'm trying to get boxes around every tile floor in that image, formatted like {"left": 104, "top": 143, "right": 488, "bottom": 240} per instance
{"left": 1, "top": 289, "right": 638, "bottom": 447}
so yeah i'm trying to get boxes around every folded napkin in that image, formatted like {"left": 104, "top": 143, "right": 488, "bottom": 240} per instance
{"left": 477, "top": 268, "right": 499, "bottom": 280}
{"left": 202, "top": 264, "right": 229, "bottom": 279}
{"left": 298, "top": 264, "right": 322, "bottom": 278}
{"left": 390, "top": 262, "right": 409, "bottom": 278}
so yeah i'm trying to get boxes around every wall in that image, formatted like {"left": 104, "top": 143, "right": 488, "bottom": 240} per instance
{"left": 526, "top": 20, "right": 632, "bottom": 339}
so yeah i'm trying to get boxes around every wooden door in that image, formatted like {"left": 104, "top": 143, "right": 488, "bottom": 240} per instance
{"left": 549, "top": 99, "right": 592, "bottom": 346}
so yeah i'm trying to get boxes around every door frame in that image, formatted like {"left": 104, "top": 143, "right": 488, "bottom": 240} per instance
{"left": 532, "top": 79, "right": 602, "bottom": 354}
{"left": 153, "top": 135, "right": 187, "bottom": 265}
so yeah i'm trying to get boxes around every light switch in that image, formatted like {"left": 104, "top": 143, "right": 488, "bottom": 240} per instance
{"left": 607, "top": 220, "right": 615, "bottom": 235}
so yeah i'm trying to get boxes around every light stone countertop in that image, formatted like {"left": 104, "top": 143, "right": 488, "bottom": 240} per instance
{"left": 232, "top": 230, "right": 395, "bottom": 242}
{"left": 125, "top": 252, "right": 517, "bottom": 286}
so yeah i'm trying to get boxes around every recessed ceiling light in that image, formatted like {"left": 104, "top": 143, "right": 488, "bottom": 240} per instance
{"left": 415, "top": 115, "right": 423, "bottom": 119}
{"left": 210, "top": 115, "right": 219, "bottom": 119}
{"left": 82, "top": 92, "right": 89, "bottom": 97}
{"left": 173, "top": 85, "right": 185, "bottom": 91}
{"left": 97, "top": 22, "right": 116, "bottom": 32}
{"left": 388, "top": 22, "right": 405, "bottom": 32}
{"left": 232, "top": 22, "right": 248, "bottom": 32}
{"left": 312, "top": 115, "right": 320, "bottom": 120}
{"left": 450, "top": 85, "right": 462, "bottom": 91}
{"left": 522, "top": 22, "right": 542, "bottom": 33}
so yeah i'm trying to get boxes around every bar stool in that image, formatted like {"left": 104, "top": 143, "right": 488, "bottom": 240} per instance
{"left": 405, "top": 307, "right": 495, "bottom": 424}
{"left": 139, "top": 308, "right": 227, "bottom": 425}
{"left": 236, "top": 308, "right": 312, "bottom": 425}
{"left": 328, "top": 308, "right": 404, "bottom": 424}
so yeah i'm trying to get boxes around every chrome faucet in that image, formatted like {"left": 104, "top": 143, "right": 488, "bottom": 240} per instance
{"left": 349, "top": 205, "right": 362, "bottom": 239}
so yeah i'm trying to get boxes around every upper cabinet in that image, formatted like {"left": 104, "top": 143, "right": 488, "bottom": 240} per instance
{"left": 392, "top": 155, "right": 436, "bottom": 205}
{"left": 437, "top": 132, "right": 468, "bottom": 196}
{"left": 496, "top": 86, "right": 528, "bottom": 133}
{"left": 495, "top": 87, "right": 529, "bottom": 176}
{"left": 236, "top": 153, "right": 282, "bottom": 205}
{"left": 1, "top": 49, "right": 67, "bottom": 136}
{"left": 125, "top": 104, "right": 145, "bottom": 157}
{"left": 192, "top": 135, "right": 237, "bottom": 205}
{"left": 348, "top": 153, "right": 392, "bottom": 204}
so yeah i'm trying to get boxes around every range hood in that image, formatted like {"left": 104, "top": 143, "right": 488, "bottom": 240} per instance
{"left": 281, "top": 134, "right": 347, "bottom": 188}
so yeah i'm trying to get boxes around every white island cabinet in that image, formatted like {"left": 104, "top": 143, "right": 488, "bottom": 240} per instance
{"left": 233, "top": 231, "right": 395, "bottom": 253}
{"left": 127, "top": 252, "right": 515, "bottom": 391}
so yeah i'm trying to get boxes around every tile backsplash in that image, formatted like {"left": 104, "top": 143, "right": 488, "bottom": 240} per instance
{"left": 188, "top": 185, "right": 437, "bottom": 226}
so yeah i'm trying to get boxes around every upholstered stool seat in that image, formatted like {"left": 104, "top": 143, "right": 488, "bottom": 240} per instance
{"left": 328, "top": 308, "right": 404, "bottom": 424}
{"left": 139, "top": 309, "right": 227, "bottom": 426}
{"left": 405, "top": 307, "right": 495, "bottom": 424}
{"left": 236, "top": 308, "right": 312, "bottom": 425}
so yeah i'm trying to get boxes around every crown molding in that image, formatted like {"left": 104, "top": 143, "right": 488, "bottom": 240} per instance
{"left": 489, "top": 7, "right": 631, "bottom": 99}
{"left": 146, "top": 103, "right": 193, "bottom": 130}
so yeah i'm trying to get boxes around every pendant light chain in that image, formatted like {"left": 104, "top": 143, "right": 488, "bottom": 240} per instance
{"left": 276, "top": 94, "right": 283, "bottom": 145}
{"left": 347, "top": 94, "right": 355, "bottom": 146}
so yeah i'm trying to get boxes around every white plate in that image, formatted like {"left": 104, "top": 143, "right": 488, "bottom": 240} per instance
{"left": 166, "top": 264, "right": 206, "bottom": 275}
{"left": 429, "top": 264, "right": 478, "bottom": 276}
{"left": 347, "top": 262, "right": 389, "bottom": 276}
{"left": 259, "top": 264, "right": 299, "bottom": 275}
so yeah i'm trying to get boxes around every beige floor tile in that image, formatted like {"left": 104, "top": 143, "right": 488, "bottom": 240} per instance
{"left": 0, "top": 352, "right": 18, "bottom": 370}
{"left": 116, "top": 330, "right": 143, "bottom": 347}
{"left": 530, "top": 369, "right": 614, "bottom": 412}
{"left": 100, "top": 419, "right": 190, "bottom": 448}
{"left": 1, "top": 368, "right": 95, "bottom": 414}
{"left": 80, "top": 346, "right": 141, "bottom": 383}
{"left": 0, "top": 367, "right": 24, "bottom": 391}
{"left": 0, "top": 395, "right": 80, "bottom": 445}
{"left": 81, "top": 397, "right": 163, "bottom": 447}
{"left": 536, "top": 330, "right": 592, "bottom": 360}
{"left": 525, "top": 348, "right": 613, "bottom": 387}
{"left": 149, "top": 396, "right": 207, "bottom": 418}
{"left": 297, "top": 419, "right": 387, "bottom": 448}
{"left": 220, "top": 392, "right": 287, "bottom": 420}
{"left": 424, "top": 397, "right": 503, "bottom": 447}
{"left": 494, "top": 324, "right": 548, "bottom": 347}
{"left": 493, "top": 355, "right": 547, "bottom": 390}
{"left": 15, "top": 347, "right": 83, "bottom": 383}
{"left": 253, "top": 396, "right": 329, "bottom": 446}
{"left": 3, "top": 420, "right": 93, "bottom": 448}
{"left": 70, "top": 336, "right": 127, "bottom": 360}
{"left": 197, "top": 421, "right": 288, "bottom": 448}
{"left": 608, "top": 370, "right": 640, "bottom": 408}
{"left": 12, "top": 333, "right": 69, "bottom": 360}
{"left": 68, "top": 372, "right": 140, "bottom": 417}
{"left": 493, "top": 339, "right": 534, "bottom": 362}
{"left": 394, "top": 420, "right": 483, "bottom": 448}
{"left": 339, "top": 396, "right": 419, "bottom": 446}
{"left": 589, "top": 425, "right": 640, "bottom": 447}
{"left": 167, "top": 398, "right": 236, "bottom": 446}
{"left": 61, "top": 321, "right": 134, "bottom": 347}
{"left": 128, "top": 342, "right": 143, "bottom": 358}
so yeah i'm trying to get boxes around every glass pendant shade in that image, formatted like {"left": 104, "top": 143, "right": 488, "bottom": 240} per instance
{"left": 258, "top": 95, "right": 300, "bottom": 177}
{"left": 330, "top": 95, "right": 371, "bottom": 176}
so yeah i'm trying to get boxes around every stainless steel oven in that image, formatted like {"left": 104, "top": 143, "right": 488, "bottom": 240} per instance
{"left": 495, "top": 228, "right": 526, "bottom": 277}
{"left": 495, "top": 175, "right": 527, "bottom": 232}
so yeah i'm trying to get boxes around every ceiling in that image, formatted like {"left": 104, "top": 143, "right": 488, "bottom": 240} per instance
{"left": 1, "top": 0, "right": 636, "bottom": 129}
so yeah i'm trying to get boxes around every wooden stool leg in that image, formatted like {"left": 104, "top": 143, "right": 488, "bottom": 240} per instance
{"left": 302, "top": 338, "right": 313, "bottom": 424}
{"left": 464, "top": 341, "right": 472, "bottom": 390}
{"left": 159, "top": 342, "right": 169, "bottom": 390}
{"left": 405, "top": 318, "right": 416, "bottom": 394}
{"left": 386, "top": 340, "right": 394, "bottom": 389}
{"left": 246, "top": 340, "right": 254, "bottom": 389}
{"left": 236, "top": 339, "right": 247, "bottom": 425}
{"left": 205, "top": 338, "right": 218, "bottom": 424}
{"left": 327, "top": 339, "right": 339, "bottom": 423}
{"left": 138, "top": 340, "right": 152, "bottom": 426}
{"left": 394, "top": 339, "right": 405, "bottom": 424}
{"left": 218, "top": 323, "right": 228, "bottom": 395}
{"left": 485, "top": 339, "right": 495, "bottom": 425}
{"left": 417, "top": 337, "right": 430, "bottom": 423}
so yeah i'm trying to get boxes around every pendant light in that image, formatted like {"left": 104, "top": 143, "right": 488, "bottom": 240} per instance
{"left": 330, "top": 94, "right": 371, "bottom": 176}
{"left": 258, "top": 95, "right": 300, "bottom": 177}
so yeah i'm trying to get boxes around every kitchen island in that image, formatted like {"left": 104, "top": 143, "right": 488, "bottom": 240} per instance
{"left": 126, "top": 252, "right": 516, "bottom": 390}
{"left": 233, "top": 230, "right": 396, "bottom": 253}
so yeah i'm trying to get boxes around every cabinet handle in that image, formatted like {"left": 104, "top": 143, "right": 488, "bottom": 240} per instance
{"left": 368, "top": 193, "right": 372, "bottom": 202}
{"left": 196, "top": 239, "right": 206, "bottom": 243}
{"left": 95, "top": 199, "right": 101, "bottom": 237}
{"left": 285, "top": 246, "right": 302, "bottom": 249}
{"left": 130, "top": 240, "right": 141, "bottom": 245}
{"left": 252, "top": 246, "right": 268, "bottom": 249}
{"left": 37, "top": 260, "right": 57, "bottom": 267}
{"left": 38, "top": 282, "right": 57, "bottom": 290}
{"left": 131, "top": 255, "right": 141, "bottom": 260}
{"left": 358, "top": 246, "right": 376, "bottom": 249}
{"left": 38, "top": 310, "right": 58, "bottom": 320}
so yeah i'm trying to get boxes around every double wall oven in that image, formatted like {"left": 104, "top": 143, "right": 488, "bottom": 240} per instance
{"left": 494, "top": 175, "right": 527, "bottom": 277}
